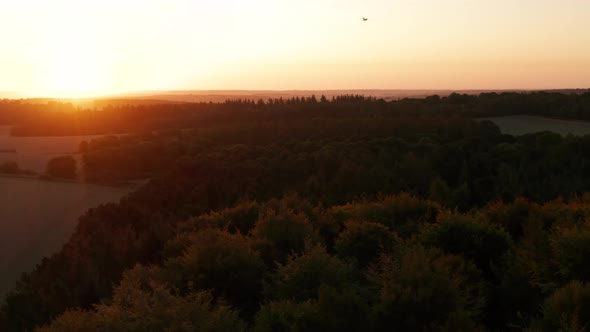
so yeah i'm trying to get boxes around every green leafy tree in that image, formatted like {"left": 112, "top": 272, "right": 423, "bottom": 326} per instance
{"left": 165, "top": 228, "right": 266, "bottom": 315}
{"left": 254, "top": 286, "right": 370, "bottom": 332}
{"left": 251, "top": 207, "right": 322, "bottom": 266}
{"left": 422, "top": 212, "right": 512, "bottom": 277}
{"left": 37, "top": 265, "right": 246, "bottom": 332}
{"left": 253, "top": 300, "right": 324, "bottom": 332}
{"left": 334, "top": 221, "right": 397, "bottom": 268}
{"left": 552, "top": 225, "right": 590, "bottom": 281}
{"left": 483, "top": 198, "right": 534, "bottom": 241}
{"left": 329, "top": 194, "right": 441, "bottom": 238}
{"left": 370, "top": 246, "right": 483, "bottom": 331}
{"left": 429, "top": 177, "right": 453, "bottom": 207}
{"left": 535, "top": 281, "right": 590, "bottom": 332}
{"left": 177, "top": 200, "right": 261, "bottom": 235}
{"left": 266, "top": 245, "right": 359, "bottom": 302}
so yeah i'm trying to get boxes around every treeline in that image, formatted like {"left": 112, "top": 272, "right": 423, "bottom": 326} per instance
{"left": 4, "top": 95, "right": 590, "bottom": 330}
{"left": 0, "top": 161, "right": 35, "bottom": 176}
{"left": 3, "top": 91, "right": 590, "bottom": 136}
{"left": 4, "top": 95, "right": 382, "bottom": 136}
{"left": 80, "top": 116, "right": 590, "bottom": 206}
{"left": 0, "top": 100, "right": 72, "bottom": 125}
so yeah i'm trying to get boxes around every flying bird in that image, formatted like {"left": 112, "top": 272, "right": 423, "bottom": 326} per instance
{"left": 362, "top": 17, "right": 368, "bottom": 21}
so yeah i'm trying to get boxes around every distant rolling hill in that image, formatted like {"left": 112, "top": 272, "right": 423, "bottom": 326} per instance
{"left": 3, "top": 89, "right": 589, "bottom": 108}
{"left": 82, "top": 88, "right": 590, "bottom": 105}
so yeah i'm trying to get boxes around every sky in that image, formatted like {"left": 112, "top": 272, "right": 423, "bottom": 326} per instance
{"left": 0, "top": 0, "right": 589, "bottom": 97}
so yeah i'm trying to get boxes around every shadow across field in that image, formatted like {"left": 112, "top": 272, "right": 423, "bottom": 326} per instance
{"left": 0, "top": 177, "right": 131, "bottom": 299}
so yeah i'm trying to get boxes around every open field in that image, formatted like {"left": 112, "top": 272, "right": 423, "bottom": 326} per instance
{"left": 0, "top": 126, "right": 103, "bottom": 173}
{"left": 481, "top": 115, "right": 590, "bottom": 136}
{"left": 0, "top": 177, "right": 131, "bottom": 298}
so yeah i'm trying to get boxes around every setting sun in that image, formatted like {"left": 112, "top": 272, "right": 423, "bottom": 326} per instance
{"left": 41, "top": 43, "right": 110, "bottom": 98}
{"left": 30, "top": 2, "right": 115, "bottom": 97}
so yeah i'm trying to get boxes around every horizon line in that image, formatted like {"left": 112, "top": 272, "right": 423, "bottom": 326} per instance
{"left": 2, "top": 87, "right": 589, "bottom": 100}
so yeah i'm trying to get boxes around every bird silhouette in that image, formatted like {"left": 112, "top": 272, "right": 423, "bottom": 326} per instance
{"left": 362, "top": 17, "right": 368, "bottom": 21}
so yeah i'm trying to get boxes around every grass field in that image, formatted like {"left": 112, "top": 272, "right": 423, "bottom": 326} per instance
{"left": 481, "top": 115, "right": 590, "bottom": 136}
{"left": 0, "top": 177, "right": 131, "bottom": 298}
{"left": 0, "top": 126, "right": 103, "bottom": 173}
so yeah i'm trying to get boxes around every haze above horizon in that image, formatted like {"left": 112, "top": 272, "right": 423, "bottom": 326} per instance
{"left": 1, "top": 0, "right": 589, "bottom": 98}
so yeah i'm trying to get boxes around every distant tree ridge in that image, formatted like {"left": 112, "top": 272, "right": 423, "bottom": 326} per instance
{"left": 2, "top": 91, "right": 590, "bottom": 136}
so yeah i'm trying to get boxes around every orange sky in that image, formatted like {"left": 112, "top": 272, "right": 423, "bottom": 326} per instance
{"left": 1, "top": 0, "right": 589, "bottom": 97}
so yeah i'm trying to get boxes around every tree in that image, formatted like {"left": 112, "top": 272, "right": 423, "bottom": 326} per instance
{"left": 165, "top": 229, "right": 266, "bottom": 315}
{"left": 429, "top": 177, "right": 452, "bottom": 207}
{"left": 0, "top": 161, "right": 19, "bottom": 174}
{"left": 267, "top": 245, "right": 359, "bottom": 302}
{"left": 251, "top": 207, "right": 322, "bottom": 266}
{"left": 370, "top": 246, "right": 483, "bottom": 331}
{"left": 552, "top": 225, "right": 590, "bottom": 281}
{"left": 254, "top": 286, "right": 371, "bottom": 332}
{"left": 37, "top": 265, "right": 246, "bottom": 332}
{"left": 46, "top": 155, "right": 76, "bottom": 179}
{"left": 421, "top": 213, "right": 512, "bottom": 277}
{"left": 78, "top": 140, "right": 89, "bottom": 153}
{"left": 329, "top": 194, "right": 441, "bottom": 238}
{"left": 253, "top": 300, "right": 324, "bottom": 332}
{"left": 334, "top": 221, "right": 397, "bottom": 268}
{"left": 535, "top": 281, "right": 590, "bottom": 331}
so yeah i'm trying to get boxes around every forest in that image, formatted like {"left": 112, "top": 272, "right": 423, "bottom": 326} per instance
{"left": 2, "top": 91, "right": 590, "bottom": 136}
{"left": 3, "top": 92, "right": 590, "bottom": 331}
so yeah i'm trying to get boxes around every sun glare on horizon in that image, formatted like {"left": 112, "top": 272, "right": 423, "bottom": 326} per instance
{"left": 29, "top": 4, "right": 117, "bottom": 98}
{"left": 40, "top": 48, "right": 111, "bottom": 98}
